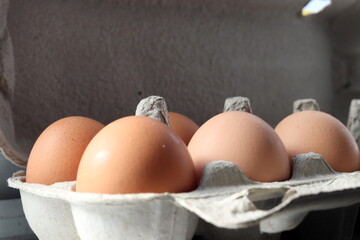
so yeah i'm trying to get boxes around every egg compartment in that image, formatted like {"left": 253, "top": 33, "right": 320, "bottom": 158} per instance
{"left": 281, "top": 99, "right": 360, "bottom": 240}
{"left": 6, "top": 96, "right": 199, "bottom": 240}
{"left": 67, "top": 186, "right": 199, "bottom": 240}
{"left": 7, "top": 171, "right": 80, "bottom": 240}
{"left": 8, "top": 170, "right": 199, "bottom": 240}
{"left": 188, "top": 98, "right": 360, "bottom": 240}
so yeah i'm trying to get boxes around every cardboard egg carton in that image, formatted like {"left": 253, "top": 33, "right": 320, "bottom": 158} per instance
{"left": 6, "top": 96, "right": 360, "bottom": 240}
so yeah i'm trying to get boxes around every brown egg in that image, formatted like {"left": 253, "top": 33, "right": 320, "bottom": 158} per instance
{"left": 275, "top": 110, "right": 360, "bottom": 172}
{"left": 26, "top": 116, "right": 104, "bottom": 185}
{"left": 169, "top": 112, "right": 199, "bottom": 145}
{"left": 76, "top": 116, "right": 196, "bottom": 194}
{"left": 188, "top": 111, "right": 291, "bottom": 183}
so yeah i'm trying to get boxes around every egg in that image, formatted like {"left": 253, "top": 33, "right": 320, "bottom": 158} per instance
{"left": 188, "top": 111, "right": 291, "bottom": 183}
{"left": 169, "top": 112, "right": 199, "bottom": 145}
{"left": 275, "top": 110, "right": 360, "bottom": 172}
{"left": 76, "top": 116, "right": 196, "bottom": 194}
{"left": 26, "top": 116, "right": 104, "bottom": 185}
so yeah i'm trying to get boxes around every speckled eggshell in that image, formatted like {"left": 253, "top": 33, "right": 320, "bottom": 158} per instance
{"left": 187, "top": 111, "right": 291, "bottom": 183}
{"left": 169, "top": 112, "right": 199, "bottom": 145}
{"left": 26, "top": 116, "right": 104, "bottom": 185}
{"left": 76, "top": 116, "right": 196, "bottom": 194}
{"left": 275, "top": 110, "right": 360, "bottom": 172}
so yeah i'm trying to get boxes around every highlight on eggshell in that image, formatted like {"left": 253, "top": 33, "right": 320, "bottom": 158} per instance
{"left": 26, "top": 116, "right": 105, "bottom": 185}
{"left": 169, "top": 112, "right": 199, "bottom": 145}
{"left": 187, "top": 111, "right": 291, "bottom": 183}
{"left": 275, "top": 110, "right": 360, "bottom": 172}
{"left": 76, "top": 115, "right": 196, "bottom": 194}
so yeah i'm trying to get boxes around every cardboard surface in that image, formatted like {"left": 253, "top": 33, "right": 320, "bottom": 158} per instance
{"left": 3, "top": 0, "right": 359, "bottom": 161}
{"left": 7, "top": 152, "right": 360, "bottom": 239}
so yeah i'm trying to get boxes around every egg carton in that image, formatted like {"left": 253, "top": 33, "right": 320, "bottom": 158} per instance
{"left": 6, "top": 96, "right": 360, "bottom": 240}
{"left": 7, "top": 153, "right": 360, "bottom": 240}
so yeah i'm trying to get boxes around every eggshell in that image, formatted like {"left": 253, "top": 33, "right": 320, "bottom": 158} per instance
{"left": 275, "top": 110, "right": 360, "bottom": 172}
{"left": 26, "top": 116, "right": 104, "bottom": 185}
{"left": 169, "top": 112, "right": 199, "bottom": 145}
{"left": 76, "top": 116, "right": 196, "bottom": 194}
{"left": 187, "top": 111, "right": 291, "bottom": 183}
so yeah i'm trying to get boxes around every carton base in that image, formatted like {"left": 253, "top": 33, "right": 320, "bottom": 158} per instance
{"left": 71, "top": 198, "right": 198, "bottom": 240}
{"left": 20, "top": 190, "right": 79, "bottom": 240}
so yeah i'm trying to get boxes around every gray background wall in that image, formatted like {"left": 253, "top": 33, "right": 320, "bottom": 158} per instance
{"left": 5, "top": 0, "right": 360, "bottom": 155}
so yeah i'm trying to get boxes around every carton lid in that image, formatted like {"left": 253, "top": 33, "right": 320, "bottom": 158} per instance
{"left": 1, "top": 0, "right": 359, "bottom": 168}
